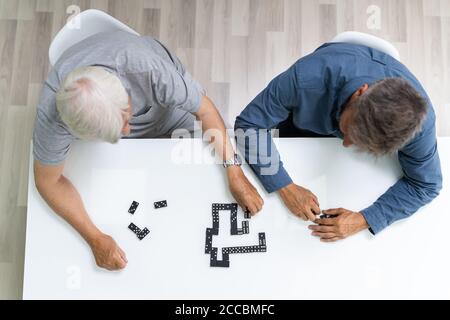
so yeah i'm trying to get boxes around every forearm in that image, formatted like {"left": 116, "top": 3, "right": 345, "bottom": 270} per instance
{"left": 233, "top": 71, "right": 295, "bottom": 193}
{"left": 36, "top": 176, "right": 101, "bottom": 245}
{"left": 235, "top": 126, "right": 292, "bottom": 193}
{"left": 196, "top": 95, "right": 236, "bottom": 162}
{"left": 361, "top": 176, "right": 441, "bottom": 234}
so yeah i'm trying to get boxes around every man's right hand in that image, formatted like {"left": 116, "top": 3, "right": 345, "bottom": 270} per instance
{"left": 279, "top": 183, "right": 321, "bottom": 221}
{"left": 227, "top": 166, "right": 264, "bottom": 215}
{"left": 34, "top": 160, "right": 128, "bottom": 272}
{"left": 89, "top": 233, "right": 128, "bottom": 271}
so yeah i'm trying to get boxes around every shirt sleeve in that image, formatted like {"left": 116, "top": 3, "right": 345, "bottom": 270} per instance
{"left": 33, "top": 87, "right": 75, "bottom": 166}
{"left": 234, "top": 64, "right": 300, "bottom": 193}
{"left": 361, "top": 114, "right": 443, "bottom": 235}
{"left": 147, "top": 59, "right": 203, "bottom": 114}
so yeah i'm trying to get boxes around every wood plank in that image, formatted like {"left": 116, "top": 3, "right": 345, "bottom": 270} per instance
{"left": 141, "top": 8, "right": 161, "bottom": 38}
{"left": 90, "top": 0, "right": 109, "bottom": 11}
{"left": 195, "top": 0, "right": 214, "bottom": 49}
{"left": 211, "top": 0, "right": 231, "bottom": 83}
{"left": 30, "top": 12, "right": 53, "bottom": 83}
{"left": 0, "top": 0, "right": 19, "bottom": 20}
{"left": 177, "top": 0, "right": 196, "bottom": 48}
{"left": 10, "top": 20, "right": 34, "bottom": 106}
{"left": 228, "top": 36, "right": 248, "bottom": 126}
{"left": 0, "top": 263, "right": 22, "bottom": 299}
{"left": 0, "top": 20, "right": 17, "bottom": 106}
{"left": 143, "top": 0, "right": 161, "bottom": 9}
{"left": 336, "top": 0, "right": 355, "bottom": 33}
{"left": 108, "top": 0, "right": 143, "bottom": 32}
{"left": 301, "top": 0, "right": 320, "bottom": 55}
{"left": 284, "top": 0, "right": 302, "bottom": 65}
{"left": 159, "top": 0, "right": 179, "bottom": 52}
{"left": 231, "top": 0, "right": 250, "bottom": 36}
{"left": 18, "top": 0, "right": 36, "bottom": 21}
{"left": 35, "top": 0, "right": 53, "bottom": 12}
{"left": 320, "top": 4, "right": 337, "bottom": 43}
{"left": 0, "top": 106, "right": 28, "bottom": 263}
{"left": 262, "top": 0, "right": 284, "bottom": 32}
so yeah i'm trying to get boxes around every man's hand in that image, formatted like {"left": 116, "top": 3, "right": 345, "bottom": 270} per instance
{"left": 279, "top": 183, "right": 320, "bottom": 221}
{"left": 195, "top": 96, "right": 264, "bottom": 215}
{"left": 35, "top": 160, "right": 128, "bottom": 271}
{"left": 227, "top": 166, "right": 264, "bottom": 215}
{"left": 309, "top": 208, "right": 369, "bottom": 242}
{"left": 89, "top": 233, "right": 128, "bottom": 271}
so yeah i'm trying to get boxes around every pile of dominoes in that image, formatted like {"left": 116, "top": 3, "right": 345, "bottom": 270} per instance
{"left": 126, "top": 200, "right": 168, "bottom": 240}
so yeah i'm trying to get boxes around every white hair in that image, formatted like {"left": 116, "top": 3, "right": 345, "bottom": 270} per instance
{"left": 56, "top": 66, "right": 129, "bottom": 143}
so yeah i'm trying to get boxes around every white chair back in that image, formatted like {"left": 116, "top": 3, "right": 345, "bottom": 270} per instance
{"left": 49, "top": 9, "right": 139, "bottom": 66}
{"left": 331, "top": 31, "right": 401, "bottom": 61}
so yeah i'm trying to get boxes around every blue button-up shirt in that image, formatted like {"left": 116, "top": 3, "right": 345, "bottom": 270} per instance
{"left": 234, "top": 42, "right": 442, "bottom": 235}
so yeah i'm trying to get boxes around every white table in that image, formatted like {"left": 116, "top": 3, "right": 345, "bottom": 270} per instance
{"left": 23, "top": 138, "right": 450, "bottom": 300}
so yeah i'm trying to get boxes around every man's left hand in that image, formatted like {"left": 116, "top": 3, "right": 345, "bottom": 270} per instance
{"left": 309, "top": 208, "right": 369, "bottom": 242}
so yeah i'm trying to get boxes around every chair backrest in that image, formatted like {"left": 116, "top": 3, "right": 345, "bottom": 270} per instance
{"left": 49, "top": 9, "right": 140, "bottom": 66}
{"left": 330, "top": 31, "right": 401, "bottom": 61}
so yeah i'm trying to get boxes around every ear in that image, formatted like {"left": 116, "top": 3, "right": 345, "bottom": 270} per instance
{"left": 356, "top": 83, "right": 369, "bottom": 96}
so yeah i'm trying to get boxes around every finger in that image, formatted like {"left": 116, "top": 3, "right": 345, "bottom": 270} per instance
{"left": 295, "top": 211, "right": 308, "bottom": 221}
{"left": 305, "top": 208, "right": 317, "bottom": 221}
{"left": 310, "top": 201, "right": 321, "bottom": 215}
{"left": 246, "top": 202, "right": 258, "bottom": 215}
{"left": 309, "top": 225, "right": 335, "bottom": 232}
{"left": 255, "top": 200, "right": 263, "bottom": 213}
{"left": 257, "top": 195, "right": 264, "bottom": 209}
{"left": 115, "top": 256, "right": 127, "bottom": 270}
{"left": 101, "top": 261, "right": 114, "bottom": 271}
{"left": 236, "top": 200, "right": 248, "bottom": 213}
{"left": 311, "top": 193, "right": 320, "bottom": 207}
{"left": 313, "top": 218, "right": 337, "bottom": 226}
{"left": 323, "top": 208, "right": 345, "bottom": 215}
{"left": 312, "top": 232, "right": 337, "bottom": 239}
{"left": 118, "top": 247, "right": 128, "bottom": 263}
{"left": 320, "top": 237, "right": 341, "bottom": 243}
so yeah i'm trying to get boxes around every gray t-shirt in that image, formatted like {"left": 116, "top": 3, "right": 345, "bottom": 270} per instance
{"left": 33, "top": 30, "right": 204, "bottom": 165}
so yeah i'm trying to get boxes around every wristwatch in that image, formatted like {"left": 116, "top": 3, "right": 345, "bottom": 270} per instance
{"left": 223, "top": 153, "right": 242, "bottom": 168}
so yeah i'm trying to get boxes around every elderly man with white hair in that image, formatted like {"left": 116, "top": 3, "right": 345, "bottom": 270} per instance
{"left": 33, "top": 31, "right": 263, "bottom": 271}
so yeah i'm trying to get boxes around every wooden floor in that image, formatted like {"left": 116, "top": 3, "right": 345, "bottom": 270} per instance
{"left": 0, "top": 0, "right": 449, "bottom": 299}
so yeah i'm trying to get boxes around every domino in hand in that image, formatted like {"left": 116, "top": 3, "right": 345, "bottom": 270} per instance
{"left": 320, "top": 214, "right": 337, "bottom": 219}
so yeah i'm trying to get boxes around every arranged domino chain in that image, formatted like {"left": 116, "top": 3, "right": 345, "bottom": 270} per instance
{"left": 205, "top": 203, "right": 267, "bottom": 268}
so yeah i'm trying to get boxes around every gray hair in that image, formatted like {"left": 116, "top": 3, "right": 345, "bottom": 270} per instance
{"left": 348, "top": 78, "right": 428, "bottom": 155}
{"left": 56, "top": 66, "right": 129, "bottom": 143}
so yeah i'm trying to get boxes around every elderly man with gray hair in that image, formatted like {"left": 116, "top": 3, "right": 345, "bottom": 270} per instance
{"left": 33, "top": 31, "right": 263, "bottom": 271}
{"left": 235, "top": 42, "right": 442, "bottom": 242}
